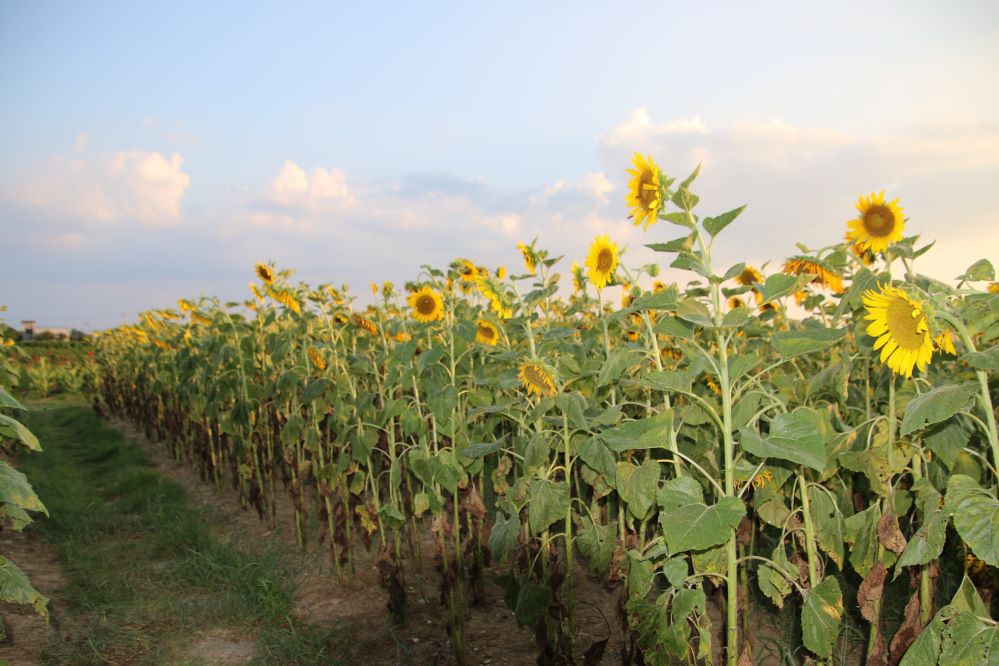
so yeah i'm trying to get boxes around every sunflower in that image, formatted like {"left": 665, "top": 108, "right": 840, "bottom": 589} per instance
{"left": 571, "top": 261, "right": 585, "bottom": 293}
{"left": 847, "top": 191, "right": 905, "bottom": 254}
{"left": 334, "top": 313, "right": 348, "bottom": 325}
{"left": 706, "top": 376, "right": 722, "bottom": 396}
{"left": 661, "top": 347, "right": 683, "bottom": 362}
{"left": 934, "top": 330, "right": 956, "bottom": 355}
{"left": 476, "top": 275, "right": 514, "bottom": 319}
{"left": 736, "top": 266, "right": 763, "bottom": 287}
{"left": 989, "top": 283, "right": 999, "bottom": 294}
{"left": 249, "top": 283, "right": 264, "bottom": 301}
{"left": 652, "top": 280, "right": 666, "bottom": 293}
{"left": 394, "top": 331, "right": 411, "bottom": 343}
{"left": 408, "top": 286, "right": 444, "bottom": 323}
{"left": 728, "top": 296, "right": 746, "bottom": 309}
{"left": 353, "top": 314, "right": 379, "bottom": 336}
{"left": 585, "top": 235, "right": 619, "bottom": 290}
{"left": 476, "top": 320, "right": 500, "bottom": 346}
{"left": 625, "top": 153, "right": 664, "bottom": 231}
{"left": 848, "top": 240, "right": 876, "bottom": 267}
{"left": 457, "top": 259, "right": 479, "bottom": 283}
{"left": 177, "top": 299, "right": 195, "bottom": 312}
{"left": 625, "top": 330, "right": 639, "bottom": 342}
{"left": 255, "top": 263, "right": 274, "bottom": 285}
{"left": 190, "top": 313, "right": 213, "bottom": 326}
{"left": 496, "top": 266, "right": 507, "bottom": 280}
{"left": 517, "top": 242, "right": 537, "bottom": 275}
{"left": 518, "top": 361, "right": 557, "bottom": 397}
{"left": 863, "top": 286, "right": 933, "bottom": 378}
{"left": 308, "top": 347, "right": 327, "bottom": 370}
{"left": 783, "top": 256, "right": 844, "bottom": 293}
{"left": 794, "top": 290, "right": 810, "bottom": 306}
{"left": 269, "top": 287, "right": 301, "bottom": 315}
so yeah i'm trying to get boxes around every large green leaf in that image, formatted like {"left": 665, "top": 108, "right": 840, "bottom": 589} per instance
{"left": 0, "top": 413, "right": 41, "bottom": 451}
{"left": 808, "top": 485, "right": 844, "bottom": 568}
{"left": 488, "top": 511, "right": 521, "bottom": 562}
{"left": 761, "top": 273, "right": 809, "bottom": 303}
{"left": 0, "top": 554, "right": 48, "bottom": 617}
{"left": 527, "top": 478, "right": 570, "bottom": 535}
{"left": 738, "top": 425, "right": 825, "bottom": 472}
{"left": 660, "top": 496, "right": 744, "bottom": 554}
{"left": 945, "top": 474, "right": 999, "bottom": 567}
{"left": 771, "top": 327, "right": 847, "bottom": 359}
{"left": 961, "top": 346, "right": 999, "bottom": 371}
{"left": 801, "top": 577, "right": 843, "bottom": 659}
{"left": 895, "top": 483, "right": 949, "bottom": 578}
{"left": 0, "top": 386, "right": 27, "bottom": 411}
{"left": 577, "top": 436, "right": 616, "bottom": 481}
{"left": 601, "top": 410, "right": 673, "bottom": 452}
{"left": 616, "top": 459, "right": 660, "bottom": 520}
{"left": 703, "top": 205, "right": 746, "bottom": 239}
{"left": 900, "top": 383, "right": 979, "bottom": 436}
{"left": 0, "top": 460, "right": 46, "bottom": 515}
{"left": 575, "top": 514, "right": 615, "bottom": 574}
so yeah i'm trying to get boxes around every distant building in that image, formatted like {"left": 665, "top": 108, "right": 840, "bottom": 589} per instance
{"left": 21, "top": 321, "right": 72, "bottom": 341}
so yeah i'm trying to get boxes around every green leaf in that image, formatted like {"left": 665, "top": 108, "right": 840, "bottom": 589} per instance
{"left": 923, "top": 420, "right": 971, "bottom": 469}
{"left": 515, "top": 582, "right": 553, "bottom": 626}
{"left": 808, "top": 485, "right": 844, "bottom": 568}
{"left": 575, "top": 514, "right": 615, "bottom": 574}
{"left": 771, "top": 327, "right": 847, "bottom": 359}
{"left": 940, "top": 610, "right": 999, "bottom": 665}
{"left": 0, "top": 555, "right": 48, "bottom": 618}
{"left": 616, "top": 459, "right": 660, "bottom": 520}
{"left": 895, "top": 483, "right": 949, "bottom": 578}
{"left": 761, "top": 273, "right": 808, "bottom": 303}
{"left": 703, "top": 205, "right": 746, "bottom": 239}
{"left": 662, "top": 557, "right": 688, "bottom": 588}
{"left": 578, "top": 436, "right": 616, "bottom": 481}
{"left": 601, "top": 410, "right": 673, "bottom": 452}
{"left": 527, "top": 478, "right": 570, "bottom": 535}
{"left": 900, "top": 383, "right": 979, "bottom": 436}
{"left": 555, "top": 392, "right": 588, "bottom": 431}
{"left": 626, "top": 549, "right": 655, "bottom": 598}
{"left": 660, "top": 496, "right": 744, "bottom": 554}
{"left": 654, "top": 316, "right": 695, "bottom": 339}
{"left": 597, "top": 349, "right": 634, "bottom": 388}
{"left": 0, "top": 460, "right": 46, "bottom": 515}
{"left": 657, "top": 476, "right": 704, "bottom": 512}
{"left": 739, "top": 425, "right": 825, "bottom": 472}
{"left": 801, "top": 577, "right": 843, "bottom": 659}
{"left": 629, "top": 288, "right": 678, "bottom": 312}
{"left": 458, "top": 441, "right": 502, "bottom": 459}
{"left": 958, "top": 258, "right": 995, "bottom": 282}
{"left": 0, "top": 413, "right": 41, "bottom": 451}
{"left": 844, "top": 505, "right": 881, "bottom": 577}
{"left": 646, "top": 235, "right": 693, "bottom": 253}
{"left": 488, "top": 511, "right": 521, "bottom": 562}
{"left": 961, "top": 346, "right": 999, "bottom": 371}
{"left": 945, "top": 475, "right": 999, "bottom": 567}
{"left": 0, "top": 387, "right": 27, "bottom": 411}
{"left": 676, "top": 300, "right": 713, "bottom": 328}
{"left": 300, "top": 377, "right": 332, "bottom": 403}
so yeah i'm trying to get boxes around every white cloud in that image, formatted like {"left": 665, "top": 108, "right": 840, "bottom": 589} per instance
{"left": 7, "top": 150, "right": 190, "bottom": 225}
{"left": 267, "top": 160, "right": 355, "bottom": 209}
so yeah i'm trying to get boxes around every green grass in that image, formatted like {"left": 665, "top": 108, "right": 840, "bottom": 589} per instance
{"left": 19, "top": 399, "right": 355, "bottom": 665}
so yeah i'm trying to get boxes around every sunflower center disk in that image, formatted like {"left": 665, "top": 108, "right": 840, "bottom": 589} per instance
{"left": 597, "top": 249, "right": 613, "bottom": 271}
{"left": 638, "top": 175, "right": 657, "bottom": 207}
{"left": 886, "top": 296, "right": 927, "bottom": 350}
{"left": 863, "top": 206, "right": 894, "bottom": 237}
{"left": 417, "top": 296, "right": 435, "bottom": 315}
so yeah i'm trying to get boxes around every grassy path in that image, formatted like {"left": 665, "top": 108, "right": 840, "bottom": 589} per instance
{"left": 7, "top": 398, "right": 354, "bottom": 665}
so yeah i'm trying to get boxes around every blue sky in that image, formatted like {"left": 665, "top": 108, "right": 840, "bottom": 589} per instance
{"left": 2, "top": 1, "right": 998, "bottom": 329}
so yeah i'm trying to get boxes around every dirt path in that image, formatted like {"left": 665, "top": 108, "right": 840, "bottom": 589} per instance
{"left": 0, "top": 524, "right": 65, "bottom": 665}
{"left": 115, "top": 418, "right": 626, "bottom": 665}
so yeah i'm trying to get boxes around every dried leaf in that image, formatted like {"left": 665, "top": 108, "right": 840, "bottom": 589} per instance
{"left": 858, "top": 562, "right": 887, "bottom": 623}
{"left": 888, "top": 590, "right": 923, "bottom": 666}
{"left": 877, "top": 510, "right": 907, "bottom": 556}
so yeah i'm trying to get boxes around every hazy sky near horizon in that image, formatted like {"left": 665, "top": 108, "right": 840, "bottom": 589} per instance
{"left": 2, "top": 1, "right": 998, "bottom": 329}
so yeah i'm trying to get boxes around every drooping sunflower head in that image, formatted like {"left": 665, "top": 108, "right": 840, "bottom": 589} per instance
{"left": 783, "top": 256, "right": 844, "bottom": 293}
{"left": 863, "top": 285, "right": 933, "bottom": 378}
{"left": 571, "top": 261, "right": 586, "bottom": 294}
{"left": 269, "top": 287, "right": 302, "bottom": 314}
{"left": 847, "top": 191, "right": 905, "bottom": 255}
{"left": 496, "top": 266, "right": 507, "bottom": 280}
{"left": 476, "top": 320, "right": 500, "bottom": 346}
{"left": 728, "top": 296, "right": 746, "bottom": 309}
{"left": 352, "top": 313, "right": 379, "bottom": 336}
{"left": 585, "top": 235, "right": 619, "bottom": 290}
{"left": 408, "top": 286, "right": 444, "bottom": 323}
{"left": 625, "top": 153, "right": 664, "bottom": 231}
{"left": 652, "top": 280, "right": 666, "bottom": 294}
{"left": 518, "top": 361, "right": 557, "bottom": 398}
{"left": 736, "top": 266, "right": 763, "bottom": 287}
{"left": 255, "top": 263, "right": 274, "bottom": 285}
{"left": 249, "top": 283, "right": 264, "bottom": 301}
{"left": 476, "top": 275, "right": 515, "bottom": 319}
{"left": 308, "top": 346, "right": 327, "bottom": 371}
{"left": 517, "top": 241, "right": 537, "bottom": 275}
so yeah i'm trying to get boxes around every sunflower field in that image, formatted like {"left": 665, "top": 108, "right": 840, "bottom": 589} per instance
{"left": 90, "top": 155, "right": 999, "bottom": 665}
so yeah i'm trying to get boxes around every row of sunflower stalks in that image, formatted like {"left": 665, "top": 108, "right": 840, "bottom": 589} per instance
{"left": 93, "top": 156, "right": 999, "bottom": 665}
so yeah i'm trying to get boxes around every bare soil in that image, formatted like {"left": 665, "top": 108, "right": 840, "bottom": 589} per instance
{"left": 0, "top": 526, "right": 65, "bottom": 666}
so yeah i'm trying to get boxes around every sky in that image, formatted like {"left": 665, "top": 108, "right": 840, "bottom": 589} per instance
{"left": 2, "top": 1, "right": 998, "bottom": 330}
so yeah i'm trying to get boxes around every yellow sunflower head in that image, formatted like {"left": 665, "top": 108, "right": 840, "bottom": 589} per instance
{"left": 661, "top": 347, "right": 683, "bottom": 362}
{"left": 847, "top": 191, "right": 905, "bottom": 255}
{"left": 517, "top": 241, "right": 537, "bottom": 275}
{"left": 518, "top": 361, "right": 557, "bottom": 398}
{"left": 394, "top": 331, "right": 411, "bottom": 343}
{"left": 408, "top": 286, "right": 444, "bottom": 323}
{"left": 475, "top": 320, "right": 500, "bottom": 346}
{"left": 585, "top": 235, "right": 619, "bottom": 290}
{"left": 706, "top": 376, "right": 721, "bottom": 396}
{"left": 652, "top": 280, "right": 666, "bottom": 293}
{"left": 863, "top": 285, "right": 933, "bottom": 378}
{"left": 369, "top": 282, "right": 379, "bottom": 296}
{"left": 794, "top": 290, "right": 810, "bottom": 306}
{"left": 352, "top": 313, "right": 379, "bottom": 336}
{"left": 728, "top": 296, "right": 746, "bottom": 309}
{"left": 625, "top": 330, "right": 639, "bottom": 342}
{"left": 255, "top": 263, "right": 274, "bottom": 285}
{"left": 570, "top": 260, "right": 586, "bottom": 293}
{"left": 736, "top": 266, "right": 763, "bottom": 287}
{"left": 933, "top": 330, "right": 956, "bottom": 355}
{"left": 496, "top": 266, "right": 507, "bottom": 280}
{"left": 476, "top": 275, "right": 514, "bottom": 319}
{"left": 457, "top": 259, "right": 479, "bottom": 283}
{"left": 625, "top": 153, "right": 664, "bottom": 231}
{"left": 269, "top": 287, "right": 302, "bottom": 314}
{"left": 308, "top": 346, "right": 327, "bottom": 371}
{"left": 249, "top": 283, "right": 264, "bottom": 301}
{"left": 988, "top": 283, "right": 999, "bottom": 294}
{"left": 783, "top": 256, "right": 844, "bottom": 293}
